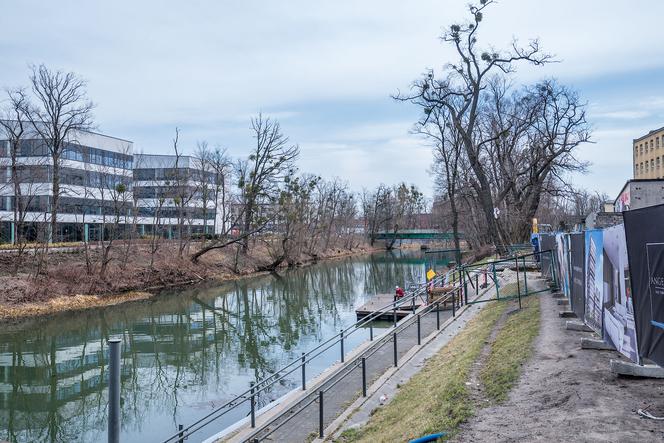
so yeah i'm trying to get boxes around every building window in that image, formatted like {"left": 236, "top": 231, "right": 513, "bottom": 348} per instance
{"left": 652, "top": 159, "right": 655, "bottom": 169}
{"left": 657, "top": 157, "right": 661, "bottom": 169}
{"left": 641, "top": 145, "right": 644, "bottom": 155}
{"left": 658, "top": 137, "right": 661, "bottom": 148}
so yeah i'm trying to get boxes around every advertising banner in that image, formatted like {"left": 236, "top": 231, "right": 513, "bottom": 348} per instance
{"left": 602, "top": 225, "right": 638, "bottom": 362}
{"left": 570, "top": 232, "right": 585, "bottom": 319}
{"left": 540, "top": 233, "right": 556, "bottom": 279}
{"left": 584, "top": 230, "right": 604, "bottom": 334}
{"left": 624, "top": 204, "right": 664, "bottom": 366}
{"left": 556, "top": 233, "right": 571, "bottom": 300}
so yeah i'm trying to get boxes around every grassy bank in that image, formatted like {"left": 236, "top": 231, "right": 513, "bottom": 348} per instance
{"left": 339, "top": 301, "right": 509, "bottom": 443}
{"left": 340, "top": 288, "right": 541, "bottom": 442}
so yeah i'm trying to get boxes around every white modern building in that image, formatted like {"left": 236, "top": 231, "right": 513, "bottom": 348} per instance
{"left": 133, "top": 154, "right": 220, "bottom": 238}
{"left": 0, "top": 129, "right": 134, "bottom": 242}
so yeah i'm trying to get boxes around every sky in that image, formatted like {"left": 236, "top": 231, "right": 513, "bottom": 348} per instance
{"left": 2, "top": 0, "right": 664, "bottom": 200}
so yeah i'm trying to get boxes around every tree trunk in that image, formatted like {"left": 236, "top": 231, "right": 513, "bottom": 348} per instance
{"left": 50, "top": 154, "right": 60, "bottom": 243}
{"left": 242, "top": 198, "right": 254, "bottom": 253}
{"left": 460, "top": 134, "right": 506, "bottom": 255}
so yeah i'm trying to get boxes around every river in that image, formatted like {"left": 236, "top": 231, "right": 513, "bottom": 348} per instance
{"left": 0, "top": 249, "right": 452, "bottom": 442}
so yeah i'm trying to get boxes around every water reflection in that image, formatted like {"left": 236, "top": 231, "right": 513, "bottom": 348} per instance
{"left": 0, "top": 250, "right": 446, "bottom": 442}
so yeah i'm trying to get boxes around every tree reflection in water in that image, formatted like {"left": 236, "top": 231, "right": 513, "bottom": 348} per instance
{"left": 0, "top": 250, "right": 445, "bottom": 442}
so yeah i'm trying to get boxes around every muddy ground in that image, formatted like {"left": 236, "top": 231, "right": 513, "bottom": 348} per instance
{"left": 454, "top": 287, "right": 664, "bottom": 442}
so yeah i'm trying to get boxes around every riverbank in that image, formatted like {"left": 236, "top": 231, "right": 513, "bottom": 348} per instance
{"left": 0, "top": 241, "right": 422, "bottom": 323}
{"left": 337, "top": 282, "right": 541, "bottom": 442}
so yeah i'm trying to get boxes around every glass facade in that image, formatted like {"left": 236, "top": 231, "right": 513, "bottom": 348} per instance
{"left": 1, "top": 139, "right": 133, "bottom": 169}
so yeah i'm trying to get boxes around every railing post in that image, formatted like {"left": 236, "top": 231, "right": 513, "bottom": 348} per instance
{"left": 515, "top": 257, "right": 520, "bottom": 295}
{"left": 340, "top": 329, "right": 345, "bottom": 363}
{"left": 464, "top": 269, "right": 468, "bottom": 305}
{"left": 319, "top": 391, "right": 324, "bottom": 438}
{"left": 361, "top": 357, "right": 367, "bottom": 397}
{"left": 493, "top": 263, "right": 500, "bottom": 299}
{"left": 393, "top": 295, "right": 397, "bottom": 328}
{"left": 178, "top": 424, "right": 184, "bottom": 443}
{"left": 369, "top": 323, "right": 374, "bottom": 341}
{"left": 108, "top": 339, "right": 121, "bottom": 443}
{"left": 436, "top": 301, "right": 440, "bottom": 330}
{"left": 515, "top": 256, "right": 522, "bottom": 309}
{"left": 522, "top": 256, "right": 528, "bottom": 295}
{"left": 393, "top": 332, "right": 398, "bottom": 367}
{"left": 301, "top": 352, "right": 306, "bottom": 391}
{"left": 250, "top": 381, "right": 256, "bottom": 428}
{"left": 475, "top": 274, "right": 479, "bottom": 295}
{"left": 452, "top": 289, "right": 456, "bottom": 317}
{"left": 417, "top": 314, "right": 421, "bottom": 345}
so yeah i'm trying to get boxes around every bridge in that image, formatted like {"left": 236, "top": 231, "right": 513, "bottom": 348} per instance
{"left": 373, "top": 230, "right": 462, "bottom": 240}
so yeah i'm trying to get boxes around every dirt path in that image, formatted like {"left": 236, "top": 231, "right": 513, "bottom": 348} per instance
{"left": 454, "top": 287, "right": 664, "bottom": 442}
{"left": 465, "top": 305, "right": 514, "bottom": 407}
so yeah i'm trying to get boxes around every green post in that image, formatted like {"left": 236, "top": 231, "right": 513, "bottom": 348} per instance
{"left": 522, "top": 256, "right": 528, "bottom": 295}
{"left": 493, "top": 262, "right": 499, "bottom": 299}
{"left": 84, "top": 223, "right": 89, "bottom": 243}
{"left": 10, "top": 222, "right": 15, "bottom": 245}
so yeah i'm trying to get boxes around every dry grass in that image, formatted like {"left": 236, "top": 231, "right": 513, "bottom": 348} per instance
{"left": 339, "top": 281, "right": 542, "bottom": 443}
{"left": 0, "top": 241, "right": 84, "bottom": 250}
{"left": 0, "top": 291, "right": 152, "bottom": 321}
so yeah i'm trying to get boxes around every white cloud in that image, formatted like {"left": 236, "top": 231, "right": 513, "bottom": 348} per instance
{"left": 2, "top": 0, "right": 664, "bottom": 199}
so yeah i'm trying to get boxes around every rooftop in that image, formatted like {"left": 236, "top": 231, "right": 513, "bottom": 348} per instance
{"left": 633, "top": 125, "right": 664, "bottom": 143}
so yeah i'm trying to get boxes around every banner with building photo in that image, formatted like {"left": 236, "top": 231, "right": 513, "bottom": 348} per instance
{"left": 570, "top": 232, "right": 586, "bottom": 319}
{"left": 555, "top": 233, "right": 571, "bottom": 301}
{"left": 624, "top": 204, "right": 664, "bottom": 367}
{"left": 584, "top": 230, "right": 604, "bottom": 334}
{"left": 540, "top": 233, "right": 556, "bottom": 279}
{"left": 601, "top": 224, "right": 638, "bottom": 362}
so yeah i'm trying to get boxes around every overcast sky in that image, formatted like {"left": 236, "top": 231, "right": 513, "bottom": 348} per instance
{"left": 2, "top": 1, "right": 664, "bottom": 200}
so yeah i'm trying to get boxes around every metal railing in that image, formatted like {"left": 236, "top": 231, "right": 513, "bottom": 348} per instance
{"left": 242, "top": 249, "right": 555, "bottom": 442}
{"left": 460, "top": 250, "right": 556, "bottom": 307}
{"left": 158, "top": 248, "right": 554, "bottom": 443}
{"left": 160, "top": 273, "right": 450, "bottom": 443}
{"left": 249, "top": 278, "right": 464, "bottom": 442}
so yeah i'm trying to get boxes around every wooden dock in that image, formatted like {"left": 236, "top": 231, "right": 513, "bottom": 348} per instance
{"left": 355, "top": 293, "right": 422, "bottom": 320}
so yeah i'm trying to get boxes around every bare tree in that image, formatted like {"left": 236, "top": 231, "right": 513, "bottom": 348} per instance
{"left": 397, "top": 0, "right": 551, "bottom": 253}
{"left": 417, "top": 105, "right": 464, "bottom": 259}
{"left": 24, "top": 64, "right": 95, "bottom": 244}
{"left": 209, "top": 146, "right": 232, "bottom": 236}
{"left": 1, "top": 88, "right": 30, "bottom": 272}
{"left": 92, "top": 144, "right": 133, "bottom": 279}
{"left": 194, "top": 141, "right": 213, "bottom": 239}
{"left": 479, "top": 79, "right": 591, "bottom": 242}
{"left": 238, "top": 114, "right": 299, "bottom": 253}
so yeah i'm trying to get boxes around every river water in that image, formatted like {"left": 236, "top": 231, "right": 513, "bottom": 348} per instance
{"left": 0, "top": 250, "right": 451, "bottom": 442}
